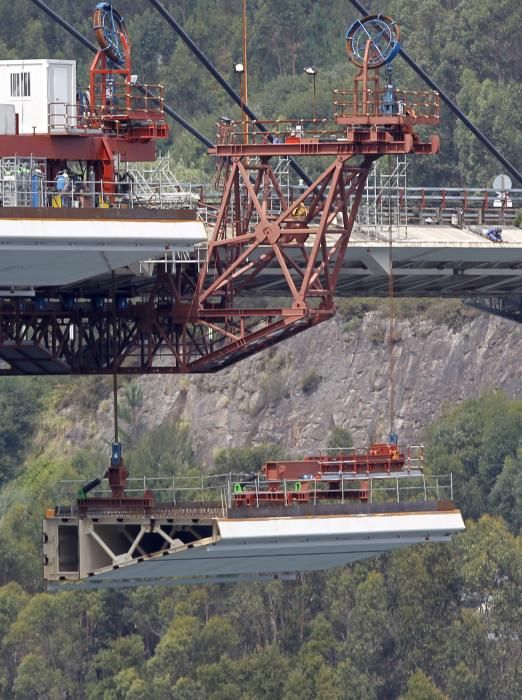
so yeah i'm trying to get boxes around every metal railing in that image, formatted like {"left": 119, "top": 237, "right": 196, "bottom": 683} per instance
{"left": 333, "top": 88, "right": 440, "bottom": 122}
{"left": 217, "top": 118, "right": 343, "bottom": 146}
{"left": 0, "top": 176, "right": 129, "bottom": 209}
{"left": 312, "top": 443, "right": 424, "bottom": 472}
{"left": 56, "top": 469, "right": 453, "bottom": 512}
{"left": 48, "top": 84, "right": 165, "bottom": 132}
{"left": 0, "top": 176, "right": 199, "bottom": 210}
{"left": 234, "top": 473, "right": 453, "bottom": 506}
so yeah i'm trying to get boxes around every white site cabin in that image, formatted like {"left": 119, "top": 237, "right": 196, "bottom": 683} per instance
{"left": 0, "top": 59, "right": 76, "bottom": 133}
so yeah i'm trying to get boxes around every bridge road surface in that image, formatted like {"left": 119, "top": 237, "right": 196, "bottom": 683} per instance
{"left": 250, "top": 225, "right": 522, "bottom": 299}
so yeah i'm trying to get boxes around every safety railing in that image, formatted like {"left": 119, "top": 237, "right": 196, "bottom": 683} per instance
{"left": 49, "top": 83, "right": 165, "bottom": 132}
{"left": 0, "top": 176, "right": 198, "bottom": 210}
{"left": 55, "top": 469, "right": 453, "bottom": 514}
{"left": 0, "top": 176, "right": 132, "bottom": 209}
{"left": 311, "top": 443, "right": 424, "bottom": 473}
{"left": 216, "top": 118, "right": 341, "bottom": 146}
{"left": 333, "top": 88, "right": 440, "bottom": 122}
{"left": 233, "top": 472, "right": 454, "bottom": 507}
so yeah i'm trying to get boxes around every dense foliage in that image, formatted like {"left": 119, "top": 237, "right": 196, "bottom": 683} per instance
{"left": 0, "top": 0, "right": 519, "bottom": 184}
{"left": 0, "top": 374, "right": 522, "bottom": 698}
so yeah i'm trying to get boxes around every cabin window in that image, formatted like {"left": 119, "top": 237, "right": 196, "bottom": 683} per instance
{"left": 10, "top": 72, "right": 31, "bottom": 98}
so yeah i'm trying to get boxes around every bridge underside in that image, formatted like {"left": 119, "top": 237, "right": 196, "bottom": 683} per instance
{"left": 2, "top": 224, "right": 522, "bottom": 374}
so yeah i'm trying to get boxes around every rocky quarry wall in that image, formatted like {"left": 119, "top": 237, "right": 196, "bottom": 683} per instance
{"left": 86, "top": 304, "right": 522, "bottom": 465}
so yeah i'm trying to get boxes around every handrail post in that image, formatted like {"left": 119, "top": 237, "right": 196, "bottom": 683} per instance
{"left": 450, "top": 472, "right": 453, "bottom": 500}
{"left": 396, "top": 476, "right": 400, "bottom": 503}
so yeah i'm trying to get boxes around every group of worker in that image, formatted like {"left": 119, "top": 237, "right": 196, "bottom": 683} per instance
{"left": 52, "top": 167, "right": 100, "bottom": 208}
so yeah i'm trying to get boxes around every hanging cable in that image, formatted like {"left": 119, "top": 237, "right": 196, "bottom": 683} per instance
{"left": 147, "top": 0, "right": 313, "bottom": 187}
{"left": 386, "top": 156, "right": 396, "bottom": 443}
{"left": 111, "top": 270, "right": 119, "bottom": 445}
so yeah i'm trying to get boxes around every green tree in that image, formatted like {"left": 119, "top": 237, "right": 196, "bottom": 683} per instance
{"left": 489, "top": 447, "right": 522, "bottom": 533}
{"left": 214, "top": 443, "right": 285, "bottom": 474}
{"left": 342, "top": 570, "right": 391, "bottom": 694}
{"left": 424, "top": 392, "right": 522, "bottom": 518}
{"left": 120, "top": 380, "right": 145, "bottom": 447}
{"left": 147, "top": 615, "right": 201, "bottom": 685}
{"left": 0, "top": 378, "right": 48, "bottom": 485}
{"left": 326, "top": 426, "right": 354, "bottom": 450}
{"left": 13, "top": 653, "right": 69, "bottom": 700}
{"left": 126, "top": 419, "right": 195, "bottom": 479}
{"left": 454, "top": 70, "right": 522, "bottom": 185}
{"left": 400, "top": 669, "right": 448, "bottom": 700}
{"left": 87, "top": 634, "right": 145, "bottom": 700}
{"left": 195, "top": 615, "right": 239, "bottom": 665}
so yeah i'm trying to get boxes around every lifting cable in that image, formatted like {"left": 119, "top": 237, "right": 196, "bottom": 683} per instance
{"left": 347, "top": 0, "right": 522, "bottom": 186}
{"left": 29, "top": 0, "right": 214, "bottom": 149}
{"left": 111, "top": 270, "right": 119, "bottom": 445}
{"left": 386, "top": 158, "right": 396, "bottom": 442}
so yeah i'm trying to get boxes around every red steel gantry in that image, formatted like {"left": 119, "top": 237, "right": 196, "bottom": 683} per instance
{"left": 0, "top": 14, "right": 439, "bottom": 375}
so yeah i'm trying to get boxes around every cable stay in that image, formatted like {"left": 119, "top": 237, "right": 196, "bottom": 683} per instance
{"left": 147, "top": 0, "right": 313, "bottom": 187}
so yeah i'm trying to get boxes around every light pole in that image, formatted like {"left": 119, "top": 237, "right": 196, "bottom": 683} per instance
{"left": 234, "top": 61, "right": 246, "bottom": 143}
{"left": 304, "top": 65, "right": 318, "bottom": 120}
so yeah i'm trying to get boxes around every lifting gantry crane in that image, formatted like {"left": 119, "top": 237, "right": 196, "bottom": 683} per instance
{"left": 193, "top": 13, "right": 439, "bottom": 373}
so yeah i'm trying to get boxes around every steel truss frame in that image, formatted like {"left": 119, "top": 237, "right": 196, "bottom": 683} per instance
{"left": 0, "top": 154, "right": 373, "bottom": 374}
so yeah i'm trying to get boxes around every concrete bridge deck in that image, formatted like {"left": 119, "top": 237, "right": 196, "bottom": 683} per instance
{"left": 253, "top": 225, "right": 522, "bottom": 298}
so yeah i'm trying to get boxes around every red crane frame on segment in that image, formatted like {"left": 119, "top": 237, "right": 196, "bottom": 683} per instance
{"left": 90, "top": 4, "right": 167, "bottom": 141}
{"left": 232, "top": 442, "right": 423, "bottom": 507}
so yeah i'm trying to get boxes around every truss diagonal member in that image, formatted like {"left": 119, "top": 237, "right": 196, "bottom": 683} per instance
{"left": 151, "top": 320, "right": 184, "bottom": 367}
{"left": 277, "top": 245, "right": 325, "bottom": 292}
{"left": 308, "top": 162, "right": 372, "bottom": 289}
{"left": 211, "top": 160, "right": 240, "bottom": 244}
{"left": 267, "top": 165, "right": 289, "bottom": 212}
{"left": 227, "top": 251, "right": 277, "bottom": 294}
{"left": 199, "top": 238, "right": 261, "bottom": 304}
{"left": 243, "top": 166, "right": 264, "bottom": 230}
{"left": 330, "top": 161, "right": 373, "bottom": 288}
{"left": 299, "top": 159, "right": 346, "bottom": 300}
{"left": 272, "top": 244, "right": 301, "bottom": 302}
{"left": 237, "top": 160, "right": 271, "bottom": 225}
{"left": 198, "top": 320, "right": 241, "bottom": 344}
{"left": 275, "top": 159, "right": 340, "bottom": 226}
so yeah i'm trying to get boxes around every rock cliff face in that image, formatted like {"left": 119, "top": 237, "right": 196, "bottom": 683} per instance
{"left": 95, "top": 307, "right": 522, "bottom": 465}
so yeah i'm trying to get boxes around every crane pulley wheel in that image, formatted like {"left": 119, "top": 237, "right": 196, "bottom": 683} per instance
{"left": 346, "top": 14, "right": 400, "bottom": 69}
{"left": 93, "top": 2, "right": 129, "bottom": 66}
